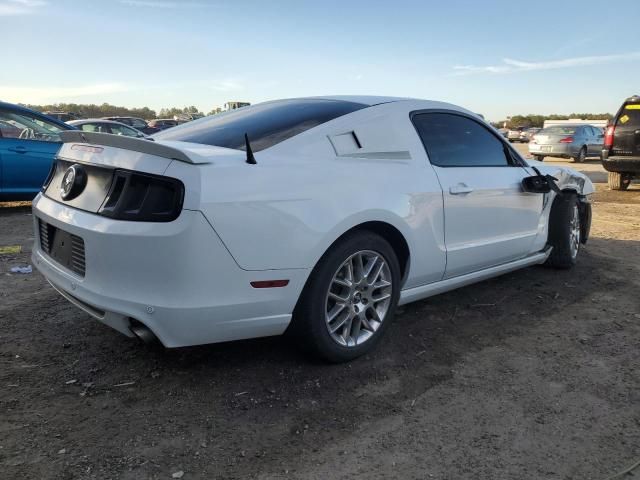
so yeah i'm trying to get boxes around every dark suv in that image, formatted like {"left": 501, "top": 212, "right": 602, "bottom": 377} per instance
{"left": 602, "top": 95, "right": 640, "bottom": 190}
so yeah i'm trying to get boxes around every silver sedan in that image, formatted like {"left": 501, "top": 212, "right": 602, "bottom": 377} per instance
{"left": 529, "top": 125, "right": 603, "bottom": 163}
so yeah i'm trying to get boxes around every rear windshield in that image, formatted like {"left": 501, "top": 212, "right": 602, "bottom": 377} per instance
{"left": 153, "top": 99, "right": 367, "bottom": 151}
{"left": 540, "top": 126, "right": 577, "bottom": 135}
{"left": 617, "top": 103, "right": 640, "bottom": 126}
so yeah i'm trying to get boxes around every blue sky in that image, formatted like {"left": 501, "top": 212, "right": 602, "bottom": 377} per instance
{"left": 1, "top": 0, "right": 639, "bottom": 120}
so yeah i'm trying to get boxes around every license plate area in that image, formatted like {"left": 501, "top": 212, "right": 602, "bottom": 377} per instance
{"left": 39, "top": 220, "right": 86, "bottom": 277}
{"left": 541, "top": 146, "right": 553, "bottom": 153}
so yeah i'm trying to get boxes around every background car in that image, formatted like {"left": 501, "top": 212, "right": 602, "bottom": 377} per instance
{"left": 507, "top": 126, "right": 526, "bottom": 142}
{"left": 174, "top": 112, "right": 204, "bottom": 122}
{"left": 601, "top": 95, "right": 640, "bottom": 190}
{"left": 0, "top": 102, "right": 74, "bottom": 201}
{"left": 520, "top": 127, "right": 541, "bottom": 143}
{"left": 102, "top": 116, "right": 159, "bottom": 135}
{"left": 67, "top": 119, "right": 148, "bottom": 138}
{"left": 528, "top": 124, "right": 603, "bottom": 162}
{"left": 44, "top": 111, "right": 82, "bottom": 122}
{"left": 147, "top": 118, "right": 179, "bottom": 131}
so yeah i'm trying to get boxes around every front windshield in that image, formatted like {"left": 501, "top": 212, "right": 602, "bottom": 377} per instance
{"left": 0, "top": 112, "right": 64, "bottom": 141}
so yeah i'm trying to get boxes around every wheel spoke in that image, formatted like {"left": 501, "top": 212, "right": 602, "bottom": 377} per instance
{"left": 354, "top": 253, "right": 365, "bottom": 283}
{"left": 372, "top": 292, "right": 391, "bottom": 303}
{"left": 327, "top": 303, "right": 346, "bottom": 323}
{"left": 373, "top": 279, "right": 391, "bottom": 289}
{"left": 333, "top": 277, "right": 352, "bottom": 288}
{"left": 329, "top": 291, "right": 348, "bottom": 304}
{"left": 350, "top": 316, "right": 362, "bottom": 343}
{"left": 368, "top": 306, "right": 381, "bottom": 323}
{"left": 363, "top": 255, "right": 379, "bottom": 278}
{"left": 345, "top": 260, "right": 354, "bottom": 284}
{"left": 367, "top": 260, "right": 385, "bottom": 286}
{"left": 341, "top": 316, "right": 353, "bottom": 340}
{"left": 329, "top": 311, "right": 350, "bottom": 333}
{"left": 360, "top": 315, "right": 373, "bottom": 332}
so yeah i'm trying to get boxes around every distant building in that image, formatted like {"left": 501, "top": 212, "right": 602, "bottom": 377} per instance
{"left": 224, "top": 101, "right": 250, "bottom": 111}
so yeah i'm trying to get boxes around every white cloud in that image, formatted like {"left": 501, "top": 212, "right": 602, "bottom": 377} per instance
{"left": 0, "top": 0, "right": 47, "bottom": 15}
{"left": 119, "top": 0, "right": 205, "bottom": 7}
{"left": 453, "top": 51, "right": 640, "bottom": 75}
{"left": 210, "top": 80, "right": 244, "bottom": 92}
{"left": 0, "top": 83, "right": 130, "bottom": 104}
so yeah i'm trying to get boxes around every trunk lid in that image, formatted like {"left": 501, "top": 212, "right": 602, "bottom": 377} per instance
{"left": 534, "top": 127, "right": 577, "bottom": 145}
{"left": 48, "top": 134, "right": 246, "bottom": 216}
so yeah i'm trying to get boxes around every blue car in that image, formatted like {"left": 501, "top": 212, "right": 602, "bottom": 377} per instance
{"left": 0, "top": 102, "right": 75, "bottom": 201}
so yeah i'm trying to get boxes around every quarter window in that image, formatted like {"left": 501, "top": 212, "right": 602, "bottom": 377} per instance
{"left": 413, "top": 113, "right": 511, "bottom": 167}
{"left": 153, "top": 99, "right": 367, "bottom": 152}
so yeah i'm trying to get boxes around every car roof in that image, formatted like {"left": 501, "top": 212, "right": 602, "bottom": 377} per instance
{"left": 68, "top": 119, "right": 136, "bottom": 127}
{"left": 544, "top": 124, "right": 587, "bottom": 128}
{"left": 0, "top": 101, "right": 75, "bottom": 129}
{"left": 237, "top": 96, "right": 476, "bottom": 118}
{"left": 103, "top": 116, "right": 144, "bottom": 120}
{"left": 262, "top": 95, "right": 411, "bottom": 107}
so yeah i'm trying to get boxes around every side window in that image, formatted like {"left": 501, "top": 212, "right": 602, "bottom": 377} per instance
{"left": 0, "top": 109, "right": 63, "bottom": 142}
{"left": 80, "top": 124, "right": 99, "bottom": 133}
{"left": 413, "top": 112, "right": 510, "bottom": 167}
{"left": 109, "top": 124, "right": 137, "bottom": 136}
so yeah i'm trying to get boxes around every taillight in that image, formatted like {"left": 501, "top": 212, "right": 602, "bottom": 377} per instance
{"left": 98, "top": 170, "right": 184, "bottom": 222}
{"left": 559, "top": 137, "right": 574, "bottom": 143}
{"left": 604, "top": 126, "right": 615, "bottom": 148}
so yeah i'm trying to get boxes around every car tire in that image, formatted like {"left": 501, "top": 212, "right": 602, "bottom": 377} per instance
{"left": 571, "top": 147, "right": 586, "bottom": 163}
{"left": 534, "top": 155, "right": 545, "bottom": 162}
{"left": 289, "top": 231, "right": 401, "bottom": 363}
{"left": 608, "top": 172, "right": 631, "bottom": 191}
{"left": 545, "top": 192, "right": 581, "bottom": 269}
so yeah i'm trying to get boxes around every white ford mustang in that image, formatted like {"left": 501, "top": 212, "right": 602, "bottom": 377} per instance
{"left": 32, "top": 96, "right": 593, "bottom": 362}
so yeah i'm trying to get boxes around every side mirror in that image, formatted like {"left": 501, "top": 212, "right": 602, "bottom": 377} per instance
{"left": 522, "top": 175, "right": 551, "bottom": 193}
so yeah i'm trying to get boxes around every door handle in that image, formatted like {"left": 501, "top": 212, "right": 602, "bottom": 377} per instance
{"left": 450, "top": 183, "right": 473, "bottom": 195}
{"left": 8, "top": 146, "right": 28, "bottom": 154}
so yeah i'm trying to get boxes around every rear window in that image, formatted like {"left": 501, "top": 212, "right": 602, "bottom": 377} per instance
{"left": 540, "top": 126, "right": 577, "bottom": 135}
{"left": 153, "top": 99, "right": 367, "bottom": 152}
{"left": 617, "top": 103, "right": 640, "bottom": 126}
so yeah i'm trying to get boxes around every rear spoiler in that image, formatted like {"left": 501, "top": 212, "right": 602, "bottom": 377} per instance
{"left": 59, "top": 131, "right": 205, "bottom": 164}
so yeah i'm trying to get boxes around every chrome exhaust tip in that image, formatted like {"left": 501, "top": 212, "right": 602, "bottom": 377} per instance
{"left": 129, "top": 320, "right": 159, "bottom": 345}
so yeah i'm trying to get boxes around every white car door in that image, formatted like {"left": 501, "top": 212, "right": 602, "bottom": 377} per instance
{"left": 413, "top": 112, "right": 544, "bottom": 279}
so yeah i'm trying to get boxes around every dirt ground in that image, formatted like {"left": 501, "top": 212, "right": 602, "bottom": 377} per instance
{"left": 1, "top": 150, "right": 639, "bottom": 480}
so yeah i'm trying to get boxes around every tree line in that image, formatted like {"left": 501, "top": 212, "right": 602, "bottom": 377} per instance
{"left": 495, "top": 113, "right": 613, "bottom": 129}
{"left": 22, "top": 102, "right": 209, "bottom": 120}
{"left": 21, "top": 102, "right": 614, "bottom": 127}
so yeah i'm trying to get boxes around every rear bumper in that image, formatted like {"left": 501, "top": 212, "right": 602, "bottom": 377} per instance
{"left": 31, "top": 194, "right": 309, "bottom": 347}
{"left": 601, "top": 152, "right": 640, "bottom": 174}
{"left": 528, "top": 143, "right": 578, "bottom": 158}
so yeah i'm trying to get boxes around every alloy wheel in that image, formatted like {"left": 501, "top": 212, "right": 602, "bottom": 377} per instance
{"left": 324, "top": 250, "right": 392, "bottom": 347}
{"left": 569, "top": 204, "right": 581, "bottom": 259}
